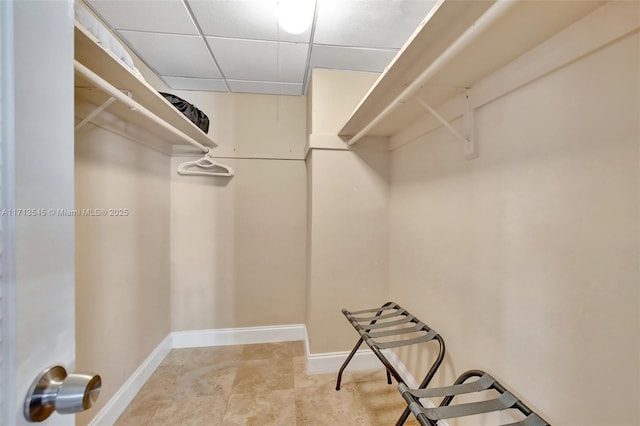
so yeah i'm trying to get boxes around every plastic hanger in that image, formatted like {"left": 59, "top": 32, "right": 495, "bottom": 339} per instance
{"left": 177, "top": 149, "right": 234, "bottom": 177}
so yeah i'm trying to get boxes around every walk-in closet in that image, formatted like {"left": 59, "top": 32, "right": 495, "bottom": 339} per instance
{"left": 3, "top": 0, "right": 639, "bottom": 425}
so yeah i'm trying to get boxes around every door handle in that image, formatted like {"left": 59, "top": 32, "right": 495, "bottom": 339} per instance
{"left": 24, "top": 365, "right": 101, "bottom": 422}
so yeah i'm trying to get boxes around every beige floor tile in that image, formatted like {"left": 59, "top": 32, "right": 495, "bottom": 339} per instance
{"left": 240, "top": 341, "right": 305, "bottom": 361}
{"left": 115, "top": 343, "right": 423, "bottom": 426}
{"left": 232, "top": 358, "right": 294, "bottom": 394}
{"left": 352, "top": 368, "right": 391, "bottom": 384}
{"left": 295, "top": 381, "right": 372, "bottom": 426}
{"left": 173, "top": 364, "right": 237, "bottom": 399}
{"left": 114, "top": 400, "right": 161, "bottom": 426}
{"left": 147, "top": 395, "right": 228, "bottom": 426}
{"left": 221, "top": 389, "right": 296, "bottom": 426}
{"left": 131, "top": 365, "right": 184, "bottom": 406}
{"left": 355, "top": 380, "right": 419, "bottom": 426}
{"left": 162, "top": 345, "right": 244, "bottom": 370}
{"left": 293, "top": 356, "right": 356, "bottom": 390}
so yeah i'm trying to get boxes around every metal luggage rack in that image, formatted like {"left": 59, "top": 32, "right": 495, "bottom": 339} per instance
{"left": 336, "top": 302, "right": 445, "bottom": 426}
{"left": 398, "top": 370, "right": 550, "bottom": 426}
{"left": 337, "top": 302, "right": 550, "bottom": 426}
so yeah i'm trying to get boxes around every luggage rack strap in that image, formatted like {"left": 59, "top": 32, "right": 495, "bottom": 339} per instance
{"left": 401, "top": 373, "right": 494, "bottom": 398}
{"left": 357, "top": 315, "right": 415, "bottom": 329}
{"left": 349, "top": 309, "right": 407, "bottom": 322}
{"left": 344, "top": 302, "right": 399, "bottom": 315}
{"left": 504, "top": 413, "right": 549, "bottom": 426}
{"left": 365, "top": 323, "right": 426, "bottom": 339}
{"left": 370, "top": 330, "right": 438, "bottom": 349}
{"left": 422, "top": 391, "right": 518, "bottom": 420}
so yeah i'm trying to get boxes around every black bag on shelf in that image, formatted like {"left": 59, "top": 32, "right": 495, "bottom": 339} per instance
{"left": 159, "top": 92, "right": 210, "bottom": 134}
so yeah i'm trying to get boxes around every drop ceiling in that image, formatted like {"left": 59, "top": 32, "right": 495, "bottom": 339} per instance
{"left": 84, "top": 0, "right": 438, "bottom": 96}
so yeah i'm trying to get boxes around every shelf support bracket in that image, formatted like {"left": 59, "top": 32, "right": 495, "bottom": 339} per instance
{"left": 414, "top": 92, "right": 477, "bottom": 160}
{"left": 74, "top": 96, "right": 116, "bottom": 131}
{"left": 121, "top": 90, "right": 139, "bottom": 112}
{"left": 463, "top": 91, "right": 477, "bottom": 160}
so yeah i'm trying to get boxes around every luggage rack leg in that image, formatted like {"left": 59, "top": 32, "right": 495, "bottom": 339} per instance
{"left": 336, "top": 337, "right": 396, "bottom": 391}
{"left": 395, "top": 334, "right": 446, "bottom": 426}
{"left": 336, "top": 337, "right": 363, "bottom": 391}
{"left": 337, "top": 304, "right": 394, "bottom": 391}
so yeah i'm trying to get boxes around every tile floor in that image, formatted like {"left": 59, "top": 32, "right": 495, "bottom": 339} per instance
{"left": 115, "top": 341, "right": 419, "bottom": 425}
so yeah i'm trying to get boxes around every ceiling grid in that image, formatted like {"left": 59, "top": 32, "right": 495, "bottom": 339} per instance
{"left": 85, "top": 0, "right": 438, "bottom": 96}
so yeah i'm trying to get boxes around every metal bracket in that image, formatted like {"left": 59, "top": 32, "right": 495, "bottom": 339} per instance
{"left": 414, "top": 91, "right": 477, "bottom": 160}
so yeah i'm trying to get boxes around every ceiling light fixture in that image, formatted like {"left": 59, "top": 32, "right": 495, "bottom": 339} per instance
{"left": 277, "top": 0, "right": 315, "bottom": 35}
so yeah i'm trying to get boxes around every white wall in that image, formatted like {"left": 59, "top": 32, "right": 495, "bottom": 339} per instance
{"left": 14, "top": 1, "right": 76, "bottom": 424}
{"left": 388, "top": 31, "right": 640, "bottom": 425}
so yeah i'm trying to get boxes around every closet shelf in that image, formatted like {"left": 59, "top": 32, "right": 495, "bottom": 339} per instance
{"left": 339, "top": 0, "right": 605, "bottom": 145}
{"left": 74, "top": 23, "right": 217, "bottom": 150}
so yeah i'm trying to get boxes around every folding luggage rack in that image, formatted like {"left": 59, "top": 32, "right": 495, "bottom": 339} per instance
{"left": 336, "top": 302, "right": 445, "bottom": 425}
{"left": 399, "top": 370, "right": 549, "bottom": 426}
{"left": 337, "top": 302, "right": 550, "bottom": 426}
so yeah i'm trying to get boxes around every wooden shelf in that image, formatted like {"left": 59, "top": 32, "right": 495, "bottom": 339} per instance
{"left": 339, "top": 0, "right": 605, "bottom": 142}
{"left": 74, "top": 23, "right": 216, "bottom": 149}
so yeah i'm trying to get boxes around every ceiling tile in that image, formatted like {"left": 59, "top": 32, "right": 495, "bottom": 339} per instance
{"left": 85, "top": 0, "right": 198, "bottom": 35}
{"left": 310, "top": 45, "right": 398, "bottom": 73}
{"left": 118, "top": 31, "right": 221, "bottom": 79}
{"left": 278, "top": 42, "right": 310, "bottom": 82}
{"left": 314, "top": 0, "right": 438, "bottom": 49}
{"left": 207, "top": 38, "right": 308, "bottom": 83}
{"left": 162, "top": 76, "right": 228, "bottom": 92}
{"left": 187, "top": 0, "right": 310, "bottom": 43}
{"left": 227, "top": 80, "right": 303, "bottom": 96}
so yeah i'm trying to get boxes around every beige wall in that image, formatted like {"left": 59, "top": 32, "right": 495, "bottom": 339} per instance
{"left": 306, "top": 149, "right": 389, "bottom": 353}
{"left": 388, "top": 33, "right": 640, "bottom": 425}
{"left": 170, "top": 157, "right": 307, "bottom": 330}
{"left": 170, "top": 92, "right": 307, "bottom": 331}
{"left": 306, "top": 69, "right": 389, "bottom": 353}
{"left": 75, "top": 124, "right": 171, "bottom": 425}
{"left": 307, "top": 68, "right": 379, "bottom": 136}
{"left": 172, "top": 90, "right": 307, "bottom": 159}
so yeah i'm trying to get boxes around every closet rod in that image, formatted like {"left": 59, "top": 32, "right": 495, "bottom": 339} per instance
{"left": 74, "top": 60, "right": 209, "bottom": 153}
{"left": 346, "top": 0, "right": 516, "bottom": 146}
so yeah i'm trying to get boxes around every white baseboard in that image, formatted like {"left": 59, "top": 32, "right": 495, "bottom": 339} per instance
{"left": 88, "top": 334, "right": 172, "bottom": 426}
{"left": 303, "top": 347, "right": 421, "bottom": 386}
{"left": 384, "top": 350, "right": 447, "bottom": 425}
{"left": 171, "top": 324, "right": 306, "bottom": 348}
{"left": 383, "top": 349, "right": 419, "bottom": 388}
{"left": 306, "top": 350, "right": 382, "bottom": 375}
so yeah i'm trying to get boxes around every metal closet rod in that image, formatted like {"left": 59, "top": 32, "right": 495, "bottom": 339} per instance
{"left": 74, "top": 60, "right": 209, "bottom": 153}
{"left": 346, "top": 0, "right": 517, "bottom": 146}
